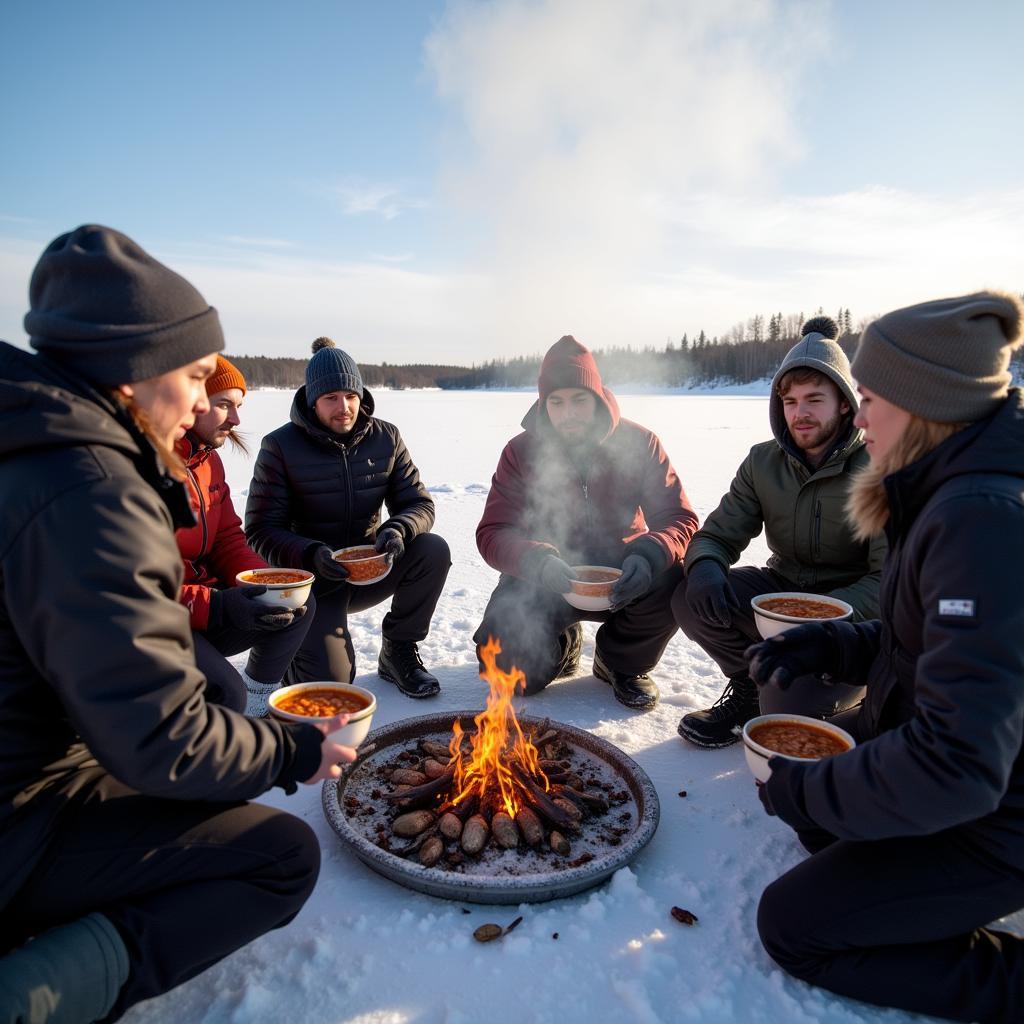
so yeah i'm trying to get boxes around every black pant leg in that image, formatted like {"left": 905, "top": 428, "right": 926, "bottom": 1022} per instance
{"left": 757, "top": 831, "right": 1024, "bottom": 1021}
{"left": 473, "top": 575, "right": 583, "bottom": 694}
{"left": 3, "top": 775, "right": 319, "bottom": 1020}
{"left": 192, "top": 631, "right": 247, "bottom": 711}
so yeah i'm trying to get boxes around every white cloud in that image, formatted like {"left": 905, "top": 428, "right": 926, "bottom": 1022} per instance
{"left": 330, "top": 181, "right": 425, "bottom": 221}
{"left": 219, "top": 235, "right": 296, "bottom": 249}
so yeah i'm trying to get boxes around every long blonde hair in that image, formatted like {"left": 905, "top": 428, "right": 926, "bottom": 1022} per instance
{"left": 846, "top": 416, "right": 967, "bottom": 541}
{"left": 111, "top": 391, "right": 188, "bottom": 483}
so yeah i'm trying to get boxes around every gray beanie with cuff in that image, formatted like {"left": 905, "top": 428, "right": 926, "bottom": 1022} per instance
{"left": 26, "top": 224, "right": 224, "bottom": 386}
{"left": 305, "top": 337, "right": 364, "bottom": 405}
{"left": 852, "top": 290, "right": 1024, "bottom": 423}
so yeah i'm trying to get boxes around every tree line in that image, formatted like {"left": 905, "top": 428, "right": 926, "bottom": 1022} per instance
{"left": 230, "top": 302, "right": 1024, "bottom": 391}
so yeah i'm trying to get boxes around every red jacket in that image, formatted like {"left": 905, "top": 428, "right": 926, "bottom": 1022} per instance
{"left": 175, "top": 434, "right": 268, "bottom": 629}
{"left": 477, "top": 390, "right": 698, "bottom": 577}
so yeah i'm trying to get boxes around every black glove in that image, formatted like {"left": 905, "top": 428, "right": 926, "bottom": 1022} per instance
{"left": 685, "top": 560, "right": 739, "bottom": 627}
{"left": 755, "top": 780, "right": 777, "bottom": 817}
{"left": 609, "top": 554, "right": 653, "bottom": 611}
{"left": 374, "top": 527, "right": 405, "bottom": 566}
{"left": 744, "top": 621, "right": 842, "bottom": 691}
{"left": 311, "top": 544, "right": 350, "bottom": 582}
{"left": 211, "top": 586, "right": 304, "bottom": 631}
{"left": 537, "top": 555, "right": 575, "bottom": 594}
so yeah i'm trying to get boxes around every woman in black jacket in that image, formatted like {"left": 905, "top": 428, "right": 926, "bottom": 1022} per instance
{"left": 245, "top": 338, "right": 451, "bottom": 698}
{"left": 0, "top": 227, "right": 355, "bottom": 1023}
{"left": 746, "top": 291, "right": 1024, "bottom": 1021}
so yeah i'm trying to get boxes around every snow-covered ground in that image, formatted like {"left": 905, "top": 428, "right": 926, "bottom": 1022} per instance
{"left": 125, "top": 389, "right": 1018, "bottom": 1024}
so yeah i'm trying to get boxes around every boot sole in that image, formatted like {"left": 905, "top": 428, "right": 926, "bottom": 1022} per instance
{"left": 676, "top": 721, "right": 742, "bottom": 749}
{"left": 377, "top": 664, "right": 440, "bottom": 699}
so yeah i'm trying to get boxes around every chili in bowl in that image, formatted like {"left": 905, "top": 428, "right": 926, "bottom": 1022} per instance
{"left": 750, "top": 591, "right": 854, "bottom": 639}
{"left": 331, "top": 545, "right": 391, "bottom": 586}
{"left": 235, "top": 567, "right": 315, "bottom": 609}
{"left": 740, "top": 713, "right": 856, "bottom": 783}
{"left": 268, "top": 682, "right": 377, "bottom": 748}
{"left": 563, "top": 565, "right": 622, "bottom": 611}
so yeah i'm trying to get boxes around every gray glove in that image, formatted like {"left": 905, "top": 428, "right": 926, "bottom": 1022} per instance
{"left": 374, "top": 527, "right": 405, "bottom": 566}
{"left": 685, "top": 560, "right": 739, "bottom": 627}
{"left": 609, "top": 554, "right": 653, "bottom": 611}
{"left": 211, "top": 586, "right": 304, "bottom": 631}
{"left": 311, "top": 544, "right": 350, "bottom": 582}
{"left": 537, "top": 555, "right": 575, "bottom": 594}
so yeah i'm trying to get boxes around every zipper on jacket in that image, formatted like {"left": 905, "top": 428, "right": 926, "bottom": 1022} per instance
{"left": 186, "top": 463, "right": 210, "bottom": 559}
{"left": 813, "top": 500, "right": 822, "bottom": 558}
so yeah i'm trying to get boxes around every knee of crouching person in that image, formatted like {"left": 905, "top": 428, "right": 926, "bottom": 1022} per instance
{"left": 757, "top": 876, "right": 813, "bottom": 977}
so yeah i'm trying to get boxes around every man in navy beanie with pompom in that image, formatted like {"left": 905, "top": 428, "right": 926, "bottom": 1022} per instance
{"left": 674, "top": 317, "right": 886, "bottom": 748}
{"left": 245, "top": 338, "right": 450, "bottom": 697}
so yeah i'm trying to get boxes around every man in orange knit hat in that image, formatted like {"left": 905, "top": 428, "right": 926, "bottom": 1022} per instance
{"left": 175, "top": 356, "right": 314, "bottom": 715}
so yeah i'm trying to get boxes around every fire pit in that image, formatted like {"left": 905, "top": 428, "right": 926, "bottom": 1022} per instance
{"left": 322, "top": 640, "right": 660, "bottom": 904}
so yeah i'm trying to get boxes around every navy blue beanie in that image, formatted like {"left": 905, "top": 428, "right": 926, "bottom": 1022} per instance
{"left": 26, "top": 224, "right": 224, "bottom": 386}
{"left": 305, "top": 337, "right": 364, "bottom": 404}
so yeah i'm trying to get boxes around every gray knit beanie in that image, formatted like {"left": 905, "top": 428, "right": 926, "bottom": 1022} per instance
{"left": 852, "top": 291, "right": 1024, "bottom": 423}
{"left": 305, "top": 337, "right": 364, "bottom": 405}
{"left": 26, "top": 224, "right": 224, "bottom": 386}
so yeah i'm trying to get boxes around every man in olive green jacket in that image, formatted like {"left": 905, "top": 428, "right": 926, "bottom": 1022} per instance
{"left": 674, "top": 316, "right": 885, "bottom": 748}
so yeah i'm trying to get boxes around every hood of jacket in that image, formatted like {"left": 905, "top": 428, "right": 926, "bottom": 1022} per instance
{"left": 288, "top": 382, "right": 377, "bottom": 446}
{"left": 768, "top": 332, "right": 861, "bottom": 461}
{"left": 885, "top": 388, "right": 1024, "bottom": 537}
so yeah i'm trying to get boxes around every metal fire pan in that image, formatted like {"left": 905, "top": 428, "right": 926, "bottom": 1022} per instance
{"left": 322, "top": 711, "right": 660, "bottom": 905}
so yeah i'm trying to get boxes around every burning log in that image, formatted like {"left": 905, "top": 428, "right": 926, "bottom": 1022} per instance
{"left": 461, "top": 814, "right": 489, "bottom": 855}
{"left": 518, "top": 774, "right": 581, "bottom": 833}
{"left": 392, "top": 810, "right": 436, "bottom": 837}
{"left": 383, "top": 766, "right": 456, "bottom": 806}
{"left": 514, "top": 806, "right": 544, "bottom": 848}
{"left": 491, "top": 811, "right": 520, "bottom": 849}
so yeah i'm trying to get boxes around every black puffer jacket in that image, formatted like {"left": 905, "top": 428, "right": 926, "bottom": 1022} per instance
{"left": 767, "top": 391, "right": 1024, "bottom": 867}
{"left": 0, "top": 342, "right": 322, "bottom": 911}
{"left": 244, "top": 386, "right": 434, "bottom": 584}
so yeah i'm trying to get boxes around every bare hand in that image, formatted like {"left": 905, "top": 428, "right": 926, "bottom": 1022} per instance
{"left": 301, "top": 712, "right": 358, "bottom": 784}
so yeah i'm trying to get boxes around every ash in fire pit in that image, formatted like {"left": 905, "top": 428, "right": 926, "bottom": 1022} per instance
{"left": 322, "top": 639, "right": 659, "bottom": 904}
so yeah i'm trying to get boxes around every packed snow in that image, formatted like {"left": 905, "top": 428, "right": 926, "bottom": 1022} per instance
{"left": 123, "top": 390, "right": 1020, "bottom": 1024}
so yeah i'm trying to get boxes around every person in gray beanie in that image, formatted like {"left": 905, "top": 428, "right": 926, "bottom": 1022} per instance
{"left": 674, "top": 315, "right": 885, "bottom": 748}
{"left": 0, "top": 226, "right": 354, "bottom": 1023}
{"left": 746, "top": 290, "right": 1024, "bottom": 1020}
{"left": 246, "top": 337, "right": 451, "bottom": 697}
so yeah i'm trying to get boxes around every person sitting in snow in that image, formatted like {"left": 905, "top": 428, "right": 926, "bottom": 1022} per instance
{"left": 474, "top": 334, "right": 698, "bottom": 710}
{"left": 0, "top": 226, "right": 353, "bottom": 1024}
{"left": 175, "top": 355, "right": 314, "bottom": 717}
{"left": 245, "top": 338, "right": 451, "bottom": 698}
{"left": 747, "top": 291, "right": 1024, "bottom": 1021}
{"left": 674, "top": 317, "right": 885, "bottom": 749}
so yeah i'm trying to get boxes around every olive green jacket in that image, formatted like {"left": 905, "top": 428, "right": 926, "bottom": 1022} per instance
{"left": 684, "top": 333, "right": 885, "bottom": 621}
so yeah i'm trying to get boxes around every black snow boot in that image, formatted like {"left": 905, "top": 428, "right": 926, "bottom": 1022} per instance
{"left": 555, "top": 622, "right": 584, "bottom": 678}
{"left": 677, "top": 675, "right": 760, "bottom": 748}
{"left": 378, "top": 639, "right": 441, "bottom": 699}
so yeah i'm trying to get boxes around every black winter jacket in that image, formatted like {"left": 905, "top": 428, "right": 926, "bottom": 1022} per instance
{"left": 0, "top": 342, "right": 322, "bottom": 910}
{"left": 767, "top": 391, "right": 1024, "bottom": 868}
{"left": 244, "top": 386, "right": 434, "bottom": 586}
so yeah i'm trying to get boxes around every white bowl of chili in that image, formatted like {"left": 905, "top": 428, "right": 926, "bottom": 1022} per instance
{"left": 751, "top": 591, "right": 853, "bottom": 639}
{"left": 235, "top": 567, "right": 315, "bottom": 609}
{"left": 268, "top": 682, "right": 377, "bottom": 747}
{"left": 740, "top": 713, "right": 856, "bottom": 783}
{"left": 331, "top": 545, "right": 391, "bottom": 586}
{"left": 563, "top": 565, "right": 622, "bottom": 611}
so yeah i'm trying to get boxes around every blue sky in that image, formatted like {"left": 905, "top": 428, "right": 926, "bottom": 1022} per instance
{"left": 2, "top": 0, "right": 1022, "bottom": 363}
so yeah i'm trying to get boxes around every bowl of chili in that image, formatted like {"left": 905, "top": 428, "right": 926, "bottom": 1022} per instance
{"left": 268, "top": 682, "right": 377, "bottom": 747}
{"left": 331, "top": 545, "right": 391, "bottom": 586}
{"left": 740, "top": 713, "right": 856, "bottom": 783}
{"left": 235, "top": 567, "right": 315, "bottom": 609}
{"left": 751, "top": 591, "right": 853, "bottom": 639}
{"left": 563, "top": 565, "right": 622, "bottom": 611}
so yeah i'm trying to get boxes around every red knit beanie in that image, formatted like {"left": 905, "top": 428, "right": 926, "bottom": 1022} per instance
{"left": 537, "top": 335, "right": 603, "bottom": 400}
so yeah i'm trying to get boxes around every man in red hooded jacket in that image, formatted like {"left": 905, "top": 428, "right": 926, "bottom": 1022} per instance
{"left": 474, "top": 336, "right": 698, "bottom": 709}
{"left": 175, "top": 356, "right": 313, "bottom": 715}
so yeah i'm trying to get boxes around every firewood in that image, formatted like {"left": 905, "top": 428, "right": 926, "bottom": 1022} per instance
{"left": 383, "top": 766, "right": 456, "bottom": 805}
{"left": 391, "top": 810, "right": 437, "bottom": 837}
{"left": 439, "top": 812, "right": 463, "bottom": 841}
{"left": 550, "top": 796, "right": 584, "bottom": 826}
{"left": 419, "top": 739, "right": 453, "bottom": 760}
{"left": 461, "top": 814, "right": 489, "bottom": 855}
{"left": 514, "top": 806, "right": 544, "bottom": 847}
{"left": 549, "top": 786, "right": 590, "bottom": 818}
{"left": 421, "top": 758, "right": 447, "bottom": 779}
{"left": 549, "top": 830, "right": 571, "bottom": 856}
{"left": 418, "top": 835, "right": 444, "bottom": 867}
{"left": 491, "top": 811, "right": 520, "bottom": 849}
{"left": 539, "top": 758, "right": 571, "bottom": 771}
{"left": 390, "top": 768, "right": 428, "bottom": 786}
{"left": 393, "top": 826, "right": 439, "bottom": 858}
{"left": 518, "top": 775, "right": 580, "bottom": 833}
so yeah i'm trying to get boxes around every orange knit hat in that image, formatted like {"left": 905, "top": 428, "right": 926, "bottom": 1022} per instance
{"left": 205, "top": 355, "right": 246, "bottom": 396}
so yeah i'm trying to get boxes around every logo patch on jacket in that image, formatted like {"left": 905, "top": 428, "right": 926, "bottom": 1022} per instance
{"left": 938, "top": 598, "right": 975, "bottom": 618}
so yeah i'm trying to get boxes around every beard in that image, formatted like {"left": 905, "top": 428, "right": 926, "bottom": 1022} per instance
{"left": 789, "top": 411, "right": 844, "bottom": 453}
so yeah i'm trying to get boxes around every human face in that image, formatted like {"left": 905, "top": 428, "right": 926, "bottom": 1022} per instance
{"left": 118, "top": 355, "right": 217, "bottom": 449}
{"left": 545, "top": 387, "right": 598, "bottom": 444}
{"left": 781, "top": 378, "right": 849, "bottom": 465}
{"left": 853, "top": 385, "right": 913, "bottom": 462}
{"left": 191, "top": 387, "right": 244, "bottom": 449}
{"left": 315, "top": 390, "right": 361, "bottom": 434}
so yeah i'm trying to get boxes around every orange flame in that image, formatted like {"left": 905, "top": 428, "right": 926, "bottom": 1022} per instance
{"left": 448, "top": 636, "right": 549, "bottom": 817}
